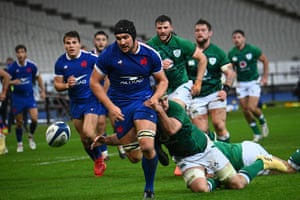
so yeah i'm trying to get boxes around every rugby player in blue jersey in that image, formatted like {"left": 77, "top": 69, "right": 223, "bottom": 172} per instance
{"left": 8, "top": 45, "right": 46, "bottom": 153}
{"left": 90, "top": 20, "right": 168, "bottom": 199}
{"left": 54, "top": 31, "right": 106, "bottom": 177}
{"left": 91, "top": 30, "right": 111, "bottom": 161}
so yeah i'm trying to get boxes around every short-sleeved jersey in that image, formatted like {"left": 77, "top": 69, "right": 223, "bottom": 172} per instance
{"left": 8, "top": 59, "right": 38, "bottom": 97}
{"left": 54, "top": 50, "right": 98, "bottom": 103}
{"left": 147, "top": 34, "right": 196, "bottom": 94}
{"left": 158, "top": 100, "right": 207, "bottom": 157}
{"left": 213, "top": 141, "right": 244, "bottom": 171}
{"left": 187, "top": 43, "right": 230, "bottom": 97}
{"left": 95, "top": 41, "right": 162, "bottom": 107}
{"left": 228, "top": 44, "right": 262, "bottom": 82}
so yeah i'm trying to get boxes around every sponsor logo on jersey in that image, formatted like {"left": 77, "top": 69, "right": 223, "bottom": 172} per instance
{"left": 119, "top": 76, "right": 144, "bottom": 85}
{"left": 19, "top": 77, "right": 31, "bottom": 85}
{"left": 75, "top": 74, "right": 88, "bottom": 85}
{"left": 239, "top": 61, "right": 247, "bottom": 68}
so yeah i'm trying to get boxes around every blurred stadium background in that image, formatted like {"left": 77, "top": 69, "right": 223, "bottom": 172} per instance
{"left": 0, "top": 0, "right": 299, "bottom": 122}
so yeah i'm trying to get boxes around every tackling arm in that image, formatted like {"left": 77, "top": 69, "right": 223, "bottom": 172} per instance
{"left": 259, "top": 54, "right": 269, "bottom": 86}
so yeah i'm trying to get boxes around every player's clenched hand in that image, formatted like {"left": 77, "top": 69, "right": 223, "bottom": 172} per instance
{"left": 144, "top": 96, "right": 159, "bottom": 107}
{"left": 149, "top": 102, "right": 163, "bottom": 113}
{"left": 108, "top": 105, "right": 124, "bottom": 123}
{"left": 217, "top": 90, "right": 227, "bottom": 101}
{"left": 67, "top": 75, "right": 76, "bottom": 87}
{"left": 191, "top": 82, "right": 201, "bottom": 96}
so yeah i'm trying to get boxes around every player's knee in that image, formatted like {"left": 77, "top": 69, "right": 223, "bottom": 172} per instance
{"left": 137, "top": 129, "right": 155, "bottom": 152}
{"left": 123, "top": 142, "right": 142, "bottom": 163}
{"left": 229, "top": 181, "right": 247, "bottom": 189}
{"left": 127, "top": 151, "right": 142, "bottom": 163}
{"left": 227, "top": 175, "right": 248, "bottom": 189}
{"left": 185, "top": 168, "right": 210, "bottom": 193}
{"left": 189, "top": 180, "right": 210, "bottom": 193}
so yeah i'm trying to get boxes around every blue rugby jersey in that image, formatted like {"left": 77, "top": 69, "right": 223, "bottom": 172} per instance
{"left": 54, "top": 50, "right": 98, "bottom": 103}
{"left": 8, "top": 59, "right": 38, "bottom": 97}
{"left": 95, "top": 41, "right": 162, "bottom": 106}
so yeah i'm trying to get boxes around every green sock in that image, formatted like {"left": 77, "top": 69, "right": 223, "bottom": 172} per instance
{"left": 207, "top": 178, "right": 220, "bottom": 191}
{"left": 289, "top": 149, "right": 300, "bottom": 172}
{"left": 250, "top": 122, "right": 261, "bottom": 135}
{"left": 217, "top": 136, "right": 230, "bottom": 143}
{"left": 207, "top": 131, "right": 216, "bottom": 141}
{"left": 239, "top": 159, "right": 264, "bottom": 181}
{"left": 258, "top": 114, "right": 266, "bottom": 125}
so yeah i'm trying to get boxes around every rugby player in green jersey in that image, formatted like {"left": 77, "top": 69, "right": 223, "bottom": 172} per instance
{"left": 147, "top": 15, "right": 207, "bottom": 109}
{"left": 187, "top": 19, "right": 236, "bottom": 143}
{"left": 228, "top": 30, "right": 269, "bottom": 142}
{"left": 91, "top": 95, "right": 295, "bottom": 193}
{"left": 149, "top": 95, "right": 286, "bottom": 192}
{"left": 213, "top": 139, "right": 300, "bottom": 175}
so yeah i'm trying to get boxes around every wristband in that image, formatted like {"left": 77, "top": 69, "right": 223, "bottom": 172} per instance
{"left": 222, "top": 84, "right": 230, "bottom": 95}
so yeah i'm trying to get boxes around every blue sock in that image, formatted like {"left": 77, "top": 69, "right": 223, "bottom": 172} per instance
{"left": 16, "top": 127, "right": 23, "bottom": 143}
{"left": 85, "top": 146, "right": 102, "bottom": 161}
{"left": 29, "top": 121, "right": 37, "bottom": 135}
{"left": 142, "top": 154, "right": 158, "bottom": 192}
{"left": 100, "top": 133, "right": 108, "bottom": 152}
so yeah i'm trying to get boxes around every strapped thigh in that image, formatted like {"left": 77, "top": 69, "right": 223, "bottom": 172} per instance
{"left": 122, "top": 141, "right": 140, "bottom": 152}
{"left": 137, "top": 129, "right": 156, "bottom": 140}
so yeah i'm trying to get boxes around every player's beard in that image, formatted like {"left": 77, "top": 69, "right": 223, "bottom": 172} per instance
{"left": 197, "top": 38, "right": 208, "bottom": 48}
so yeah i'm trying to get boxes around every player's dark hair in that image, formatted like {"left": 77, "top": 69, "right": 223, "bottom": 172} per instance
{"left": 94, "top": 31, "right": 109, "bottom": 39}
{"left": 232, "top": 29, "right": 245, "bottom": 37}
{"left": 195, "top": 19, "right": 212, "bottom": 31}
{"left": 155, "top": 15, "right": 172, "bottom": 25}
{"left": 15, "top": 44, "right": 27, "bottom": 52}
{"left": 63, "top": 31, "right": 81, "bottom": 43}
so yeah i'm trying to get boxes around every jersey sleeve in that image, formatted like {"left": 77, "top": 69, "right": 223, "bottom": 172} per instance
{"left": 168, "top": 100, "right": 186, "bottom": 124}
{"left": 95, "top": 50, "right": 109, "bottom": 75}
{"left": 251, "top": 45, "right": 262, "bottom": 59}
{"left": 150, "top": 48, "right": 163, "bottom": 74}
{"left": 177, "top": 37, "right": 197, "bottom": 58}
{"left": 54, "top": 58, "right": 64, "bottom": 77}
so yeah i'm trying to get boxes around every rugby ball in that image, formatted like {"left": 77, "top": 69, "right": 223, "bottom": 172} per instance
{"left": 45, "top": 121, "right": 71, "bottom": 147}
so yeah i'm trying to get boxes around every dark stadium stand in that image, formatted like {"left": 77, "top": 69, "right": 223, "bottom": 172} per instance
{"left": 1, "top": 0, "right": 299, "bottom": 66}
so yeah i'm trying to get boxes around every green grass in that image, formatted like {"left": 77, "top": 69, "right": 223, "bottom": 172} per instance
{"left": 1, "top": 105, "right": 300, "bottom": 200}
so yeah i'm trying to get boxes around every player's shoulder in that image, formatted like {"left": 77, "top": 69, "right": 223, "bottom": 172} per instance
{"left": 228, "top": 47, "right": 238, "bottom": 56}
{"left": 80, "top": 50, "right": 98, "bottom": 59}
{"left": 172, "top": 34, "right": 193, "bottom": 45}
{"left": 245, "top": 43, "right": 260, "bottom": 51}
{"left": 55, "top": 53, "right": 67, "bottom": 66}
{"left": 26, "top": 59, "right": 38, "bottom": 68}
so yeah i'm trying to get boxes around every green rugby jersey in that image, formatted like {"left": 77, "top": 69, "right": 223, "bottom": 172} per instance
{"left": 228, "top": 44, "right": 261, "bottom": 82}
{"left": 187, "top": 43, "right": 230, "bottom": 97}
{"left": 147, "top": 34, "right": 196, "bottom": 93}
{"left": 157, "top": 100, "right": 207, "bottom": 157}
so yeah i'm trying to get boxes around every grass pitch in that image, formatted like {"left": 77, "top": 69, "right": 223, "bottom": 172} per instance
{"left": 1, "top": 105, "right": 300, "bottom": 200}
